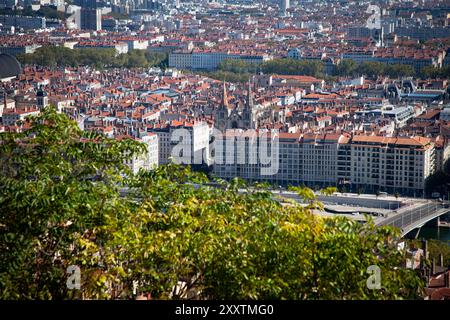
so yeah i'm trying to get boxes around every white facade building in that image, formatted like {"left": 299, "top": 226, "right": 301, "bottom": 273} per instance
{"left": 349, "top": 136, "right": 435, "bottom": 195}
{"left": 124, "top": 133, "right": 159, "bottom": 174}
{"left": 280, "top": 0, "right": 290, "bottom": 15}
{"left": 149, "top": 121, "right": 210, "bottom": 166}
{"left": 168, "top": 52, "right": 193, "bottom": 70}
{"left": 213, "top": 132, "right": 436, "bottom": 196}
{"left": 2, "top": 107, "right": 40, "bottom": 126}
{"left": 169, "top": 51, "right": 270, "bottom": 71}
{"left": 359, "top": 105, "right": 415, "bottom": 128}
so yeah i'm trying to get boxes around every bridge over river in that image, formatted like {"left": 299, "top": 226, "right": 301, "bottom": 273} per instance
{"left": 121, "top": 185, "right": 450, "bottom": 238}
{"left": 374, "top": 202, "right": 450, "bottom": 237}
{"left": 271, "top": 190, "right": 450, "bottom": 238}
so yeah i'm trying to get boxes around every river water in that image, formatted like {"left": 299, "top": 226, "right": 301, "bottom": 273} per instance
{"left": 417, "top": 226, "right": 450, "bottom": 241}
{"left": 415, "top": 213, "right": 450, "bottom": 241}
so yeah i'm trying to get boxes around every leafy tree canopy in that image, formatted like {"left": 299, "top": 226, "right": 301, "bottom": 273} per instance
{"left": 261, "top": 58, "right": 325, "bottom": 78}
{"left": 17, "top": 46, "right": 168, "bottom": 70}
{"left": 206, "top": 58, "right": 326, "bottom": 83}
{"left": 334, "top": 59, "right": 416, "bottom": 78}
{"left": 421, "top": 65, "right": 450, "bottom": 79}
{"left": 0, "top": 107, "right": 424, "bottom": 299}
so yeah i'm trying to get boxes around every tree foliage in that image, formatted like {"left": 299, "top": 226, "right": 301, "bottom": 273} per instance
{"left": 0, "top": 107, "right": 145, "bottom": 299}
{"left": 421, "top": 65, "right": 450, "bottom": 79}
{"left": 207, "top": 58, "right": 326, "bottom": 83}
{"left": 408, "top": 239, "right": 450, "bottom": 268}
{"left": 334, "top": 59, "right": 416, "bottom": 78}
{"left": 261, "top": 58, "right": 325, "bottom": 78}
{"left": 218, "top": 59, "right": 260, "bottom": 74}
{"left": 17, "top": 46, "right": 168, "bottom": 70}
{"left": 0, "top": 108, "right": 424, "bottom": 299}
{"left": 145, "top": 52, "right": 169, "bottom": 69}
{"left": 202, "top": 70, "right": 251, "bottom": 83}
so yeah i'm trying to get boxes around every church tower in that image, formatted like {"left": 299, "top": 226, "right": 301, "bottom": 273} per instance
{"left": 216, "top": 81, "right": 229, "bottom": 132}
{"left": 242, "top": 79, "right": 255, "bottom": 129}
{"left": 36, "top": 85, "right": 48, "bottom": 110}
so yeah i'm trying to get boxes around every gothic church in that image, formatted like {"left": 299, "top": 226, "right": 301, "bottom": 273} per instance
{"left": 215, "top": 80, "right": 257, "bottom": 132}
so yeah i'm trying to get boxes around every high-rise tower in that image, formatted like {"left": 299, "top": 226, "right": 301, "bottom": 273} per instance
{"left": 80, "top": 0, "right": 102, "bottom": 31}
{"left": 280, "top": 0, "right": 290, "bottom": 16}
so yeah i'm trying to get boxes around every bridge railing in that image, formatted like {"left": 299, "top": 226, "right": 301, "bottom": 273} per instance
{"left": 376, "top": 202, "right": 444, "bottom": 232}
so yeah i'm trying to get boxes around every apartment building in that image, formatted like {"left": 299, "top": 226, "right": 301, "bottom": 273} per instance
{"left": 192, "top": 52, "right": 231, "bottom": 70}
{"left": 168, "top": 52, "right": 193, "bottom": 70}
{"left": 432, "top": 137, "right": 450, "bottom": 172}
{"left": 342, "top": 49, "right": 441, "bottom": 72}
{"left": 124, "top": 39, "right": 149, "bottom": 51}
{"left": 349, "top": 136, "right": 435, "bottom": 196}
{"left": 347, "top": 27, "right": 384, "bottom": 45}
{"left": 0, "top": 15, "right": 46, "bottom": 30}
{"left": 212, "top": 129, "right": 281, "bottom": 183}
{"left": 142, "top": 133, "right": 159, "bottom": 171}
{"left": 75, "top": 42, "right": 128, "bottom": 54}
{"left": 150, "top": 126, "right": 172, "bottom": 165}
{"left": 213, "top": 131, "right": 344, "bottom": 189}
{"left": 169, "top": 51, "right": 270, "bottom": 71}
{"left": 1, "top": 107, "right": 40, "bottom": 126}
{"left": 80, "top": 8, "right": 102, "bottom": 31}
{"left": 395, "top": 27, "right": 450, "bottom": 41}
{"left": 123, "top": 133, "right": 159, "bottom": 174}
{"left": 342, "top": 51, "right": 375, "bottom": 63}
{"left": 0, "top": 44, "right": 40, "bottom": 56}
{"left": 298, "top": 133, "right": 342, "bottom": 187}
{"left": 212, "top": 130, "right": 435, "bottom": 196}
{"left": 148, "top": 120, "right": 210, "bottom": 166}
{"left": 358, "top": 105, "right": 415, "bottom": 128}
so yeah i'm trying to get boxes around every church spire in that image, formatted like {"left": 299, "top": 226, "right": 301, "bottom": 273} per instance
{"left": 246, "top": 77, "right": 253, "bottom": 110}
{"left": 36, "top": 84, "right": 48, "bottom": 109}
{"left": 241, "top": 78, "right": 255, "bottom": 129}
{"left": 222, "top": 80, "right": 229, "bottom": 108}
